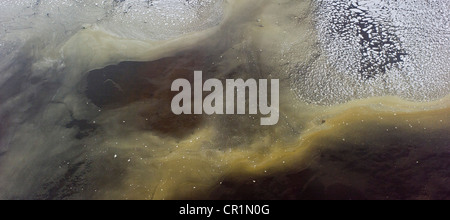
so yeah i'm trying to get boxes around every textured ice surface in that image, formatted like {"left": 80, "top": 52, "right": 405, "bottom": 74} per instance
{"left": 0, "top": 0, "right": 224, "bottom": 93}
{"left": 0, "top": 0, "right": 223, "bottom": 70}
{"left": 292, "top": 0, "right": 450, "bottom": 105}
{"left": 0, "top": 0, "right": 223, "bottom": 40}
{"left": 103, "top": 0, "right": 224, "bottom": 40}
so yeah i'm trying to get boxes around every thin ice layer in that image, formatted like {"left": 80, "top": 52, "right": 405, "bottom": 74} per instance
{"left": 0, "top": 0, "right": 225, "bottom": 92}
{"left": 101, "top": 0, "right": 224, "bottom": 40}
{"left": 0, "top": 0, "right": 224, "bottom": 69}
{"left": 0, "top": 0, "right": 223, "bottom": 40}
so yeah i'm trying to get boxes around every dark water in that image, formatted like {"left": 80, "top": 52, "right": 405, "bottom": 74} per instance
{"left": 77, "top": 51, "right": 450, "bottom": 200}
{"left": 209, "top": 116, "right": 450, "bottom": 200}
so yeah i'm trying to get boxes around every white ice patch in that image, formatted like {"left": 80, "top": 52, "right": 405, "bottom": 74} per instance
{"left": 293, "top": 0, "right": 450, "bottom": 105}
{"left": 101, "top": 0, "right": 224, "bottom": 40}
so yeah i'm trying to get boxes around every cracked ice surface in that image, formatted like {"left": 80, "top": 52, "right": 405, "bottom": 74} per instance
{"left": 292, "top": 0, "right": 450, "bottom": 105}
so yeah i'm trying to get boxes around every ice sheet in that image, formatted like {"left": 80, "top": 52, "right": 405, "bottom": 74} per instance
{"left": 292, "top": 0, "right": 450, "bottom": 105}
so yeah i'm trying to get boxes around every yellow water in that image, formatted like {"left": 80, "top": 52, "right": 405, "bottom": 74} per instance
{"left": 82, "top": 87, "right": 449, "bottom": 199}
{"left": 70, "top": 0, "right": 450, "bottom": 200}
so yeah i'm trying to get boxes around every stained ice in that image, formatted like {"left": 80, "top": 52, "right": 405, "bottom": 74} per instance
{"left": 0, "top": 0, "right": 224, "bottom": 76}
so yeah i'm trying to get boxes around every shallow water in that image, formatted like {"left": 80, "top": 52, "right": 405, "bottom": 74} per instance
{"left": 0, "top": 0, "right": 449, "bottom": 200}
